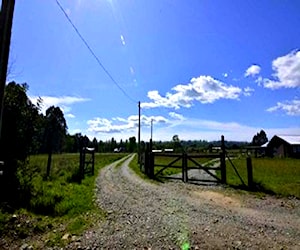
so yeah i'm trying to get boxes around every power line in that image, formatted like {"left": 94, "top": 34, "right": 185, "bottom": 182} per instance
{"left": 55, "top": 0, "right": 137, "bottom": 104}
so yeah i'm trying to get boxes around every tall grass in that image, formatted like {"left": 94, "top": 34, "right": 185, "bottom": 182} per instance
{"left": 0, "top": 153, "right": 127, "bottom": 246}
{"left": 129, "top": 154, "right": 149, "bottom": 179}
{"left": 225, "top": 157, "right": 300, "bottom": 198}
{"left": 19, "top": 153, "right": 126, "bottom": 215}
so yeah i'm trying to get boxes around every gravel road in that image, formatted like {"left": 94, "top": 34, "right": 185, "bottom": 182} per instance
{"left": 68, "top": 154, "right": 300, "bottom": 249}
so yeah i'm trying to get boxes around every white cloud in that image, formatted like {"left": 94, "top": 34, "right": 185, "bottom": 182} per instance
{"left": 245, "top": 64, "right": 261, "bottom": 77}
{"left": 266, "top": 99, "right": 300, "bottom": 116}
{"left": 141, "top": 75, "right": 245, "bottom": 109}
{"left": 260, "top": 50, "right": 300, "bottom": 89}
{"left": 87, "top": 114, "right": 169, "bottom": 134}
{"left": 120, "top": 35, "right": 126, "bottom": 45}
{"left": 223, "top": 73, "right": 228, "bottom": 78}
{"left": 168, "top": 112, "right": 185, "bottom": 120}
{"left": 66, "top": 113, "right": 75, "bottom": 118}
{"left": 243, "top": 87, "right": 255, "bottom": 96}
{"left": 29, "top": 95, "right": 90, "bottom": 115}
{"left": 84, "top": 112, "right": 300, "bottom": 142}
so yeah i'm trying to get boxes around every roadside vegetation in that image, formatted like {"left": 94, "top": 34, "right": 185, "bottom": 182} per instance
{"left": 0, "top": 82, "right": 136, "bottom": 247}
{"left": 0, "top": 153, "right": 126, "bottom": 247}
{"left": 224, "top": 157, "right": 300, "bottom": 198}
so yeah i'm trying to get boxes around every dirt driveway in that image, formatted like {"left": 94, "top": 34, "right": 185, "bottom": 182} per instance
{"left": 68, "top": 154, "right": 300, "bottom": 249}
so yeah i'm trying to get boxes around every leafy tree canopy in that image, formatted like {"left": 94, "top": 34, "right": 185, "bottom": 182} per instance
{"left": 252, "top": 130, "right": 268, "bottom": 146}
{"left": 0, "top": 82, "right": 41, "bottom": 161}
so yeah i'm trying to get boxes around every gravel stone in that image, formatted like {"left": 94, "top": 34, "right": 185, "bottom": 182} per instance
{"left": 66, "top": 154, "right": 300, "bottom": 249}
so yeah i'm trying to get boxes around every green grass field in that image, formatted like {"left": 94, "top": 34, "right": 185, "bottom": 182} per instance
{"left": 0, "top": 153, "right": 127, "bottom": 247}
{"left": 225, "top": 157, "right": 300, "bottom": 198}
{"left": 132, "top": 153, "right": 300, "bottom": 198}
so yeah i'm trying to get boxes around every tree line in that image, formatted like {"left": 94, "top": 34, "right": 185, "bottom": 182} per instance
{"left": 0, "top": 82, "right": 137, "bottom": 203}
{"left": 0, "top": 82, "right": 137, "bottom": 157}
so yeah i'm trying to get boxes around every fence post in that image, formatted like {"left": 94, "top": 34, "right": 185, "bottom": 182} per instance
{"left": 91, "top": 149, "right": 95, "bottom": 175}
{"left": 149, "top": 152, "right": 154, "bottom": 179}
{"left": 220, "top": 135, "right": 227, "bottom": 184}
{"left": 144, "top": 143, "right": 149, "bottom": 176}
{"left": 149, "top": 139, "right": 153, "bottom": 153}
{"left": 182, "top": 153, "right": 188, "bottom": 183}
{"left": 247, "top": 157, "right": 253, "bottom": 189}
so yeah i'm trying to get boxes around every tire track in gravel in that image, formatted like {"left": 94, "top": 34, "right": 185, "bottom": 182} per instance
{"left": 68, "top": 154, "right": 300, "bottom": 249}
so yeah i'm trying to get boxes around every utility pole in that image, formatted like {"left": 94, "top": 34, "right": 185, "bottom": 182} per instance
{"left": 150, "top": 119, "right": 153, "bottom": 141}
{"left": 138, "top": 101, "right": 141, "bottom": 163}
{"left": 0, "top": 0, "right": 15, "bottom": 141}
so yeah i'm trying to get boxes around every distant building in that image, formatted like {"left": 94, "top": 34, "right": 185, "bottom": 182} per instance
{"left": 152, "top": 149, "right": 163, "bottom": 153}
{"left": 114, "top": 147, "right": 125, "bottom": 153}
{"left": 267, "top": 135, "right": 300, "bottom": 158}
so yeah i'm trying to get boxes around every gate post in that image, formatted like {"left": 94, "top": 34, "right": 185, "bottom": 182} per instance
{"left": 144, "top": 143, "right": 149, "bottom": 176}
{"left": 148, "top": 139, "right": 154, "bottom": 178}
{"left": 149, "top": 152, "right": 154, "bottom": 179}
{"left": 182, "top": 153, "right": 188, "bottom": 183}
{"left": 91, "top": 149, "right": 95, "bottom": 175}
{"left": 220, "top": 135, "right": 227, "bottom": 184}
{"left": 145, "top": 142, "right": 154, "bottom": 178}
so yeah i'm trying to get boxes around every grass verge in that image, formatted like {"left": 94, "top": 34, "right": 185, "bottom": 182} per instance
{"left": 223, "top": 157, "right": 300, "bottom": 198}
{"left": 128, "top": 154, "right": 149, "bottom": 180}
{"left": 0, "top": 153, "right": 127, "bottom": 248}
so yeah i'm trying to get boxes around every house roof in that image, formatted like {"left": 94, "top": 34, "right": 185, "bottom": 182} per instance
{"left": 261, "top": 142, "right": 268, "bottom": 147}
{"left": 276, "top": 135, "right": 300, "bottom": 145}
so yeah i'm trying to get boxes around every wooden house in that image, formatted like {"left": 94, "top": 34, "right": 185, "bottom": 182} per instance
{"left": 267, "top": 135, "right": 300, "bottom": 158}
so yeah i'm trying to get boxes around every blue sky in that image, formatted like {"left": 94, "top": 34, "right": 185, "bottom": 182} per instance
{"left": 9, "top": 0, "right": 300, "bottom": 142}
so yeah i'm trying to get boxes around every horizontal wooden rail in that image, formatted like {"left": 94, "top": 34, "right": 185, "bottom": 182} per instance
{"left": 188, "top": 179, "right": 220, "bottom": 183}
{"left": 153, "top": 153, "right": 182, "bottom": 157}
{"left": 154, "top": 164, "right": 182, "bottom": 168}
{"left": 186, "top": 154, "right": 220, "bottom": 158}
{"left": 187, "top": 166, "right": 221, "bottom": 171}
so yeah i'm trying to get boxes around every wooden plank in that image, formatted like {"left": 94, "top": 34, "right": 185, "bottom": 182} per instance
{"left": 159, "top": 176, "right": 183, "bottom": 180}
{"left": 186, "top": 154, "right": 220, "bottom": 158}
{"left": 153, "top": 153, "right": 182, "bottom": 157}
{"left": 188, "top": 166, "right": 221, "bottom": 171}
{"left": 154, "top": 164, "right": 182, "bottom": 168}
{"left": 188, "top": 179, "right": 219, "bottom": 183}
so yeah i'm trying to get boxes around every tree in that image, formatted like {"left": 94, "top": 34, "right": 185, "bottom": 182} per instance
{"left": 172, "top": 134, "right": 182, "bottom": 152}
{"left": 0, "top": 82, "right": 41, "bottom": 201}
{"left": 98, "top": 140, "right": 105, "bottom": 152}
{"left": 128, "top": 136, "right": 136, "bottom": 152}
{"left": 0, "top": 82, "right": 41, "bottom": 160}
{"left": 63, "top": 134, "right": 75, "bottom": 153}
{"left": 252, "top": 130, "right": 268, "bottom": 146}
{"left": 44, "top": 106, "right": 67, "bottom": 177}
{"left": 92, "top": 137, "right": 98, "bottom": 152}
{"left": 81, "top": 135, "right": 90, "bottom": 148}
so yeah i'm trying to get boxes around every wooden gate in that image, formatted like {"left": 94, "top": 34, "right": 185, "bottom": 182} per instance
{"left": 142, "top": 136, "right": 227, "bottom": 184}
{"left": 79, "top": 147, "right": 95, "bottom": 179}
